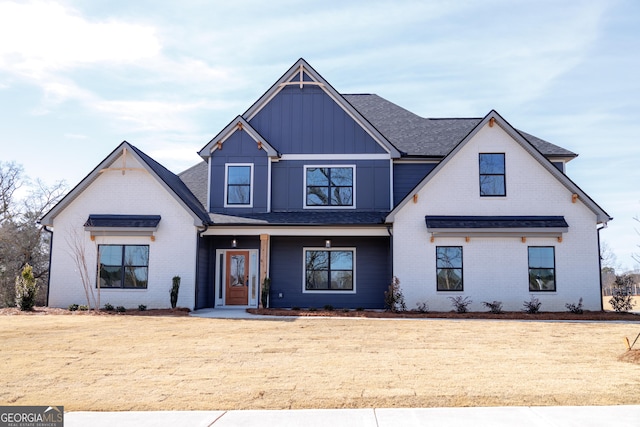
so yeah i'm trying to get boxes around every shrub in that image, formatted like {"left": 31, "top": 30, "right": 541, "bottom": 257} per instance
{"left": 116, "top": 306, "right": 126, "bottom": 313}
{"left": 523, "top": 295, "right": 542, "bottom": 314}
{"left": 609, "top": 274, "right": 636, "bottom": 313}
{"left": 308, "top": 307, "right": 317, "bottom": 312}
{"left": 483, "top": 300, "right": 503, "bottom": 314}
{"left": 565, "top": 298, "right": 584, "bottom": 314}
{"left": 68, "top": 303, "right": 79, "bottom": 312}
{"left": 356, "top": 307, "right": 364, "bottom": 312}
{"left": 384, "top": 276, "right": 406, "bottom": 312}
{"left": 291, "top": 306, "right": 300, "bottom": 311}
{"left": 78, "top": 305, "right": 88, "bottom": 311}
{"left": 103, "top": 303, "right": 114, "bottom": 311}
{"left": 15, "top": 264, "right": 38, "bottom": 311}
{"left": 449, "top": 296, "right": 472, "bottom": 313}
{"left": 138, "top": 304, "right": 147, "bottom": 311}
{"left": 170, "top": 276, "right": 181, "bottom": 309}
{"left": 261, "top": 277, "right": 270, "bottom": 309}
{"left": 323, "top": 304, "right": 334, "bottom": 311}
{"left": 416, "top": 301, "right": 429, "bottom": 313}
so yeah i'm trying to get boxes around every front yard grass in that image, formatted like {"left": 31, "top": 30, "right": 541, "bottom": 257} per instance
{"left": 1, "top": 315, "right": 640, "bottom": 411}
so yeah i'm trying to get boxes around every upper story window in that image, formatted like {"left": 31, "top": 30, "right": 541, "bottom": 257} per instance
{"left": 479, "top": 153, "right": 506, "bottom": 196}
{"left": 99, "top": 245, "right": 149, "bottom": 289}
{"left": 225, "top": 164, "right": 253, "bottom": 207}
{"left": 304, "top": 166, "right": 354, "bottom": 208}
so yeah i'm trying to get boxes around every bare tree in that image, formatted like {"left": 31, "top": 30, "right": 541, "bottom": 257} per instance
{"left": 66, "top": 227, "right": 100, "bottom": 310}
{"left": 634, "top": 216, "right": 640, "bottom": 267}
{"left": 0, "top": 162, "right": 67, "bottom": 307}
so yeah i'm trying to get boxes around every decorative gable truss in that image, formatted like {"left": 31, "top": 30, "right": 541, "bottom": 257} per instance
{"left": 198, "top": 116, "right": 278, "bottom": 160}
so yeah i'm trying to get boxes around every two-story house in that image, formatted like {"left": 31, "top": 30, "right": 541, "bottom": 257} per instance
{"left": 40, "top": 59, "right": 611, "bottom": 312}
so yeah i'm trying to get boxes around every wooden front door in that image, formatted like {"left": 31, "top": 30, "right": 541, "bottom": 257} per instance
{"left": 225, "top": 251, "right": 249, "bottom": 305}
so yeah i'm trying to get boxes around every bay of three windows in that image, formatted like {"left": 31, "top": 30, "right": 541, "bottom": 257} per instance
{"left": 436, "top": 246, "right": 555, "bottom": 292}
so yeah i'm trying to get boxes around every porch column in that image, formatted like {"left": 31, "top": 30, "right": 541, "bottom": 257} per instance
{"left": 259, "top": 234, "right": 270, "bottom": 307}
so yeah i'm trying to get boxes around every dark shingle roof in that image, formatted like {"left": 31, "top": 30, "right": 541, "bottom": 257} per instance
{"left": 343, "top": 94, "right": 576, "bottom": 158}
{"left": 425, "top": 216, "right": 569, "bottom": 229}
{"left": 179, "top": 161, "right": 208, "bottom": 208}
{"left": 210, "top": 211, "right": 388, "bottom": 226}
{"left": 84, "top": 214, "right": 161, "bottom": 228}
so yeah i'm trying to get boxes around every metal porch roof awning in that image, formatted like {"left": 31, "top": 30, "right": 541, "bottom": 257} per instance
{"left": 84, "top": 214, "right": 161, "bottom": 238}
{"left": 425, "top": 216, "right": 568, "bottom": 239}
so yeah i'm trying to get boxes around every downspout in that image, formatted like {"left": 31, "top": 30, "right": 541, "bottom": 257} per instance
{"left": 195, "top": 224, "right": 209, "bottom": 310}
{"left": 597, "top": 223, "right": 606, "bottom": 312}
{"left": 386, "top": 225, "right": 393, "bottom": 282}
{"left": 43, "top": 225, "right": 54, "bottom": 307}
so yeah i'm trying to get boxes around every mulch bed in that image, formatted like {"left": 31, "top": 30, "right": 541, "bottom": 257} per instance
{"left": 248, "top": 308, "right": 640, "bottom": 322}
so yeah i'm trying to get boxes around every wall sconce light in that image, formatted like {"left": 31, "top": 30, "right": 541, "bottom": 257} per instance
{"left": 231, "top": 238, "right": 237, "bottom": 248}
{"left": 325, "top": 239, "right": 331, "bottom": 248}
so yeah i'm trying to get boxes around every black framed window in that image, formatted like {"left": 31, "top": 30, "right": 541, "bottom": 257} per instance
{"left": 226, "top": 165, "right": 252, "bottom": 206}
{"left": 528, "top": 246, "right": 555, "bottom": 291}
{"left": 306, "top": 167, "right": 353, "bottom": 207}
{"left": 304, "top": 249, "right": 354, "bottom": 291}
{"left": 98, "top": 245, "right": 149, "bottom": 289}
{"left": 436, "top": 246, "right": 463, "bottom": 291}
{"left": 479, "top": 153, "right": 506, "bottom": 196}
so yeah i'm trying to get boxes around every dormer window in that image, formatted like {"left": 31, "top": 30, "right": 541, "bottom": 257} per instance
{"left": 479, "top": 153, "right": 505, "bottom": 196}
{"left": 225, "top": 164, "right": 253, "bottom": 207}
{"left": 304, "top": 166, "right": 355, "bottom": 208}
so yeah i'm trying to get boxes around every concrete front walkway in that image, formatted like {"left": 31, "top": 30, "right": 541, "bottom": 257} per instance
{"left": 66, "top": 406, "right": 640, "bottom": 426}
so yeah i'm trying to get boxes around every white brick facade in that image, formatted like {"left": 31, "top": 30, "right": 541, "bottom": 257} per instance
{"left": 392, "top": 122, "right": 603, "bottom": 312}
{"left": 47, "top": 152, "right": 199, "bottom": 310}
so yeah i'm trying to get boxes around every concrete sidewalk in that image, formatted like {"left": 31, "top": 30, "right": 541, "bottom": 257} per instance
{"left": 65, "top": 406, "right": 640, "bottom": 426}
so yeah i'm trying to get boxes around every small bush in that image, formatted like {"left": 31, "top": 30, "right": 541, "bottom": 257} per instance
{"left": 78, "top": 305, "right": 88, "bottom": 311}
{"left": 116, "top": 306, "right": 126, "bottom": 313}
{"left": 261, "top": 277, "right": 271, "bottom": 309}
{"left": 170, "top": 276, "right": 181, "bottom": 309}
{"left": 356, "top": 307, "right": 364, "bottom": 312}
{"left": 138, "top": 304, "right": 147, "bottom": 311}
{"left": 291, "top": 306, "right": 300, "bottom": 311}
{"left": 68, "top": 304, "right": 79, "bottom": 312}
{"left": 523, "top": 296, "right": 542, "bottom": 314}
{"left": 609, "top": 274, "right": 636, "bottom": 313}
{"left": 384, "top": 276, "right": 406, "bottom": 312}
{"left": 15, "top": 264, "right": 38, "bottom": 311}
{"left": 308, "top": 307, "right": 317, "bottom": 312}
{"left": 565, "top": 298, "right": 584, "bottom": 314}
{"left": 482, "top": 301, "right": 503, "bottom": 314}
{"left": 323, "top": 304, "right": 334, "bottom": 311}
{"left": 449, "top": 296, "right": 472, "bottom": 313}
{"left": 416, "top": 301, "right": 429, "bottom": 313}
{"left": 103, "top": 303, "right": 114, "bottom": 311}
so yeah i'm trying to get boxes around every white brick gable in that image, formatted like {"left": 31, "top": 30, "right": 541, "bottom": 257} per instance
{"left": 47, "top": 150, "right": 199, "bottom": 310}
{"left": 391, "top": 119, "right": 603, "bottom": 312}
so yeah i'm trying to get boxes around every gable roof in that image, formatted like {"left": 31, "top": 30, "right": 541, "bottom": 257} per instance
{"left": 238, "top": 58, "right": 402, "bottom": 158}
{"left": 344, "top": 94, "right": 576, "bottom": 159}
{"left": 40, "top": 141, "right": 210, "bottom": 227}
{"left": 198, "top": 115, "right": 279, "bottom": 159}
{"left": 386, "top": 110, "right": 611, "bottom": 224}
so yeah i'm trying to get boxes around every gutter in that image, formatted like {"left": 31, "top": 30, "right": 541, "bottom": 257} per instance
{"left": 597, "top": 223, "right": 607, "bottom": 312}
{"left": 386, "top": 225, "right": 393, "bottom": 282}
{"left": 194, "top": 224, "right": 209, "bottom": 310}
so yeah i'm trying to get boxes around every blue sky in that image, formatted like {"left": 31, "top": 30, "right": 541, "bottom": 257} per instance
{"left": 1, "top": 0, "right": 638, "bottom": 270}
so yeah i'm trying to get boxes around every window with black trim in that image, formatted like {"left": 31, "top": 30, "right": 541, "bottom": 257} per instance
{"left": 479, "top": 153, "right": 505, "bottom": 196}
{"left": 304, "top": 249, "right": 354, "bottom": 291}
{"left": 225, "top": 164, "right": 252, "bottom": 206}
{"left": 528, "top": 246, "right": 555, "bottom": 291}
{"left": 98, "top": 245, "right": 149, "bottom": 289}
{"left": 305, "top": 166, "right": 353, "bottom": 207}
{"left": 436, "top": 246, "right": 463, "bottom": 291}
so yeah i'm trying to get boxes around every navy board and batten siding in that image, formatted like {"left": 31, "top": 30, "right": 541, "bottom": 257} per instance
{"left": 271, "top": 159, "right": 391, "bottom": 211}
{"left": 393, "top": 163, "right": 437, "bottom": 206}
{"left": 268, "top": 236, "right": 391, "bottom": 309}
{"left": 248, "top": 84, "right": 388, "bottom": 155}
{"left": 209, "top": 130, "right": 269, "bottom": 214}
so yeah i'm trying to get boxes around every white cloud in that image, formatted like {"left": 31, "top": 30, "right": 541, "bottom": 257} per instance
{"left": 0, "top": 1, "right": 161, "bottom": 78}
